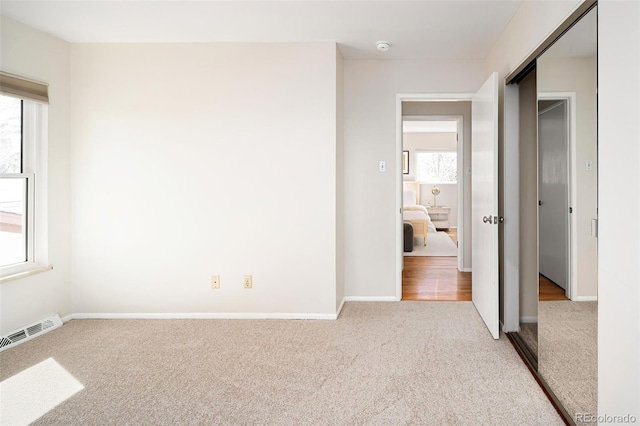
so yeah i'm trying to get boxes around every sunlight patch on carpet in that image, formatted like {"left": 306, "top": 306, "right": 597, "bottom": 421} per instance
{"left": 0, "top": 357, "right": 84, "bottom": 425}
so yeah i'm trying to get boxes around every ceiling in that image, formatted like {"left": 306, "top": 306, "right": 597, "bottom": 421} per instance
{"left": 0, "top": 1, "right": 523, "bottom": 60}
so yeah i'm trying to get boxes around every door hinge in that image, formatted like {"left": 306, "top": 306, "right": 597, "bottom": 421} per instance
{"left": 569, "top": 207, "right": 573, "bottom": 213}
{"left": 591, "top": 219, "right": 598, "bottom": 237}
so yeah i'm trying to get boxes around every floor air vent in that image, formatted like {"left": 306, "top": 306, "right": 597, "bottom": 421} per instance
{"left": 0, "top": 315, "right": 62, "bottom": 352}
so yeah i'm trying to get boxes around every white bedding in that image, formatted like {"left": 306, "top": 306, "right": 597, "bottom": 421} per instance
{"left": 403, "top": 205, "right": 437, "bottom": 234}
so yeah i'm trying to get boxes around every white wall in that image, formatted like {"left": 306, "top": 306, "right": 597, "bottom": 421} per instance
{"left": 402, "top": 132, "right": 458, "bottom": 227}
{"left": 598, "top": 0, "right": 640, "bottom": 420}
{"left": 0, "top": 17, "right": 72, "bottom": 334}
{"left": 70, "top": 43, "right": 341, "bottom": 316}
{"left": 343, "top": 60, "right": 484, "bottom": 298}
{"left": 537, "top": 57, "right": 598, "bottom": 299}
{"left": 483, "top": 1, "right": 584, "bottom": 80}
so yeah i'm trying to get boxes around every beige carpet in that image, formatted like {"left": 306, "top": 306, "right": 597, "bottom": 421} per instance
{"left": 539, "top": 301, "right": 597, "bottom": 426}
{"left": 519, "top": 322, "right": 538, "bottom": 356}
{"left": 0, "top": 302, "right": 563, "bottom": 425}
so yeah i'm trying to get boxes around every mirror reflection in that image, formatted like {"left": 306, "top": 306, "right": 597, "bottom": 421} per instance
{"left": 537, "top": 7, "right": 598, "bottom": 424}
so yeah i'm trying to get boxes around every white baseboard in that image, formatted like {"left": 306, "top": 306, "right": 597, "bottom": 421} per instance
{"left": 461, "top": 267, "right": 472, "bottom": 272}
{"left": 62, "top": 299, "right": 409, "bottom": 323}
{"left": 344, "top": 296, "right": 397, "bottom": 302}
{"left": 64, "top": 312, "right": 338, "bottom": 321}
{"left": 336, "top": 297, "right": 346, "bottom": 318}
{"left": 574, "top": 296, "right": 598, "bottom": 302}
{"left": 61, "top": 314, "right": 75, "bottom": 323}
{"left": 519, "top": 316, "right": 538, "bottom": 323}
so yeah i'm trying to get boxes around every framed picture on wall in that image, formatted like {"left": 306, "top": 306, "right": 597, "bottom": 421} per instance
{"left": 403, "top": 151, "right": 409, "bottom": 174}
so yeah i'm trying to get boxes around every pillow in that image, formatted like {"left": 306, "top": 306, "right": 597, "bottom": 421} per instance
{"left": 403, "top": 189, "right": 417, "bottom": 205}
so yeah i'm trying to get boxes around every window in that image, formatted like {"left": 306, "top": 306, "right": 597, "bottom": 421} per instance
{"left": 415, "top": 151, "right": 457, "bottom": 183}
{"left": 0, "top": 81, "right": 48, "bottom": 276}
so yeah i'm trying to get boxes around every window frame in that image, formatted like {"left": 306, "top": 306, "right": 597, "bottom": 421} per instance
{"left": 1, "top": 98, "right": 48, "bottom": 278}
{"left": 415, "top": 150, "right": 458, "bottom": 184}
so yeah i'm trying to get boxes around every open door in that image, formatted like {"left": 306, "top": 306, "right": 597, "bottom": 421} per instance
{"left": 472, "top": 72, "right": 500, "bottom": 339}
{"left": 538, "top": 100, "right": 569, "bottom": 291}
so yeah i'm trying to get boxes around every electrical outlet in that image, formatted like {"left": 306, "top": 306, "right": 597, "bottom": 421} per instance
{"left": 211, "top": 275, "right": 220, "bottom": 289}
{"left": 243, "top": 275, "right": 252, "bottom": 289}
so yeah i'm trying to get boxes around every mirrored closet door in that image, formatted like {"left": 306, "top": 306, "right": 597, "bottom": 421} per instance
{"left": 537, "top": 6, "right": 598, "bottom": 424}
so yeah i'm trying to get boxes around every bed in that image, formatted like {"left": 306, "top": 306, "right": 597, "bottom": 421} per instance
{"left": 403, "top": 182, "right": 437, "bottom": 246}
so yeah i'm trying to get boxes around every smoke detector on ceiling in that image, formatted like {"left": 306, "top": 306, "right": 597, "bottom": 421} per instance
{"left": 376, "top": 41, "right": 391, "bottom": 52}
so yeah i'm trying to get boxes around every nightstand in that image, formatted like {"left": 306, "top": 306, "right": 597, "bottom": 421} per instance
{"left": 427, "top": 206, "right": 451, "bottom": 229}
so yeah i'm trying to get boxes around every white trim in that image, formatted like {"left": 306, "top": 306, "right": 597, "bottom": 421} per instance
{"left": 461, "top": 267, "right": 472, "bottom": 273}
{"left": 60, "top": 301, "right": 404, "bottom": 324}
{"left": 64, "top": 312, "right": 339, "bottom": 321}
{"left": 519, "top": 316, "right": 538, "bottom": 323}
{"left": 396, "top": 96, "right": 403, "bottom": 302}
{"left": 396, "top": 93, "right": 474, "bottom": 302}
{"left": 344, "top": 296, "right": 397, "bottom": 302}
{"left": 574, "top": 296, "right": 598, "bottom": 302}
{"left": 0, "top": 265, "right": 53, "bottom": 284}
{"left": 336, "top": 297, "right": 346, "bottom": 317}
{"left": 0, "top": 102, "right": 48, "bottom": 277}
{"left": 456, "top": 117, "right": 464, "bottom": 271}
{"left": 538, "top": 92, "right": 578, "bottom": 302}
{"left": 399, "top": 93, "right": 475, "bottom": 101}
{"left": 503, "top": 83, "right": 521, "bottom": 333}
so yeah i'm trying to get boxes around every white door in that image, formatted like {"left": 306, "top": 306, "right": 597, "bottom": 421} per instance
{"left": 538, "top": 101, "right": 569, "bottom": 290}
{"left": 472, "top": 72, "right": 500, "bottom": 339}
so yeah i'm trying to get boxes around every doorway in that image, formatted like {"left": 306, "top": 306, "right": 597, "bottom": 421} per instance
{"left": 396, "top": 99, "right": 471, "bottom": 301}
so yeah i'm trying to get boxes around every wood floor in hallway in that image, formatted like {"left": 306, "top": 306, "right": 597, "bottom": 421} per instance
{"left": 402, "top": 256, "right": 471, "bottom": 301}
{"left": 539, "top": 274, "right": 570, "bottom": 301}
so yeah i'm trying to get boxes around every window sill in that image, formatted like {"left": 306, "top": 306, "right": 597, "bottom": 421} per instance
{"left": 0, "top": 265, "right": 53, "bottom": 284}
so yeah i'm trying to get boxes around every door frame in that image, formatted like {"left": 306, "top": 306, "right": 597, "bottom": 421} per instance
{"left": 538, "top": 92, "right": 577, "bottom": 301}
{"left": 395, "top": 93, "right": 473, "bottom": 301}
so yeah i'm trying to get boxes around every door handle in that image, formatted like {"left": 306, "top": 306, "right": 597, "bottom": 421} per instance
{"left": 483, "top": 215, "right": 492, "bottom": 224}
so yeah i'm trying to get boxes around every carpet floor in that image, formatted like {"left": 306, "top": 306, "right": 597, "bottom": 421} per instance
{"left": 404, "top": 232, "right": 458, "bottom": 257}
{"left": 539, "top": 301, "right": 597, "bottom": 425}
{"left": 0, "top": 302, "right": 563, "bottom": 425}
{"left": 519, "top": 322, "right": 538, "bottom": 356}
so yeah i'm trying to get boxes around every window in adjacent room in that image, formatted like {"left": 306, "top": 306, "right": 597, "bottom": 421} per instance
{"left": 415, "top": 151, "right": 457, "bottom": 183}
{"left": 0, "top": 73, "right": 49, "bottom": 277}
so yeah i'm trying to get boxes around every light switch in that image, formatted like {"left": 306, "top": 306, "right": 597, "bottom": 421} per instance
{"left": 586, "top": 160, "right": 593, "bottom": 171}
{"left": 379, "top": 161, "right": 386, "bottom": 172}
